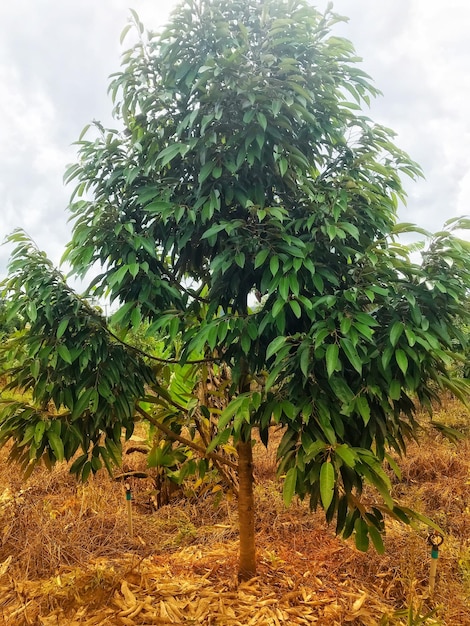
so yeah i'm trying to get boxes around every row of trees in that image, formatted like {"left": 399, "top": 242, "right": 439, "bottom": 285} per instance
{"left": 2, "top": 0, "right": 470, "bottom": 580}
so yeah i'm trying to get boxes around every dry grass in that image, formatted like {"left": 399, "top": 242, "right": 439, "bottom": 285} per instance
{"left": 0, "top": 398, "right": 469, "bottom": 624}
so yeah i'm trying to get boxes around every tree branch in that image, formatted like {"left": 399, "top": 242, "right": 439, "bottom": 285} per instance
{"left": 136, "top": 404, "right": 238, "bottom": 470}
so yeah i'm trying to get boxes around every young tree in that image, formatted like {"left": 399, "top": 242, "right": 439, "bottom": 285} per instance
{"left": 2, "top": 0, "right": 470, "bottom": 580}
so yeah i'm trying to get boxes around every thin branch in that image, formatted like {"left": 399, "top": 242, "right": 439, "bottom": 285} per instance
{"left": 104, "top": 325, "right": 219, "bottom": 365}
{"left": 136, "top": 404, "right": 238, "bottom": 470}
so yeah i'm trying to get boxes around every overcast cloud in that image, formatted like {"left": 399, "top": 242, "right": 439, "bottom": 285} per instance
{"left": 1, "top": 0, "right": 469, "bottom": 278}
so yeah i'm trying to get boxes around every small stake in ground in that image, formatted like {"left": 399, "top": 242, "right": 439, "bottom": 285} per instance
{"left": 428, "top": 532, "right": 444, "bottom": 595}
{"left": 125, "top": 482, "right": 133, "bottom": 538}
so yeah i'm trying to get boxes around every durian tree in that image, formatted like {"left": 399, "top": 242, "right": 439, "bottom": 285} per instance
{"left": 2, "top": 0, "right": 470, "bottom": 580}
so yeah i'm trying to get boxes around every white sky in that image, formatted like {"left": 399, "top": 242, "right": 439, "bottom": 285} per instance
{"left": 1, "top": 0, "right": 469, "bottom": 278}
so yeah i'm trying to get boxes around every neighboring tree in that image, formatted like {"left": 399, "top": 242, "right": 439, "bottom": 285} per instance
{"left": 2, "top": 0, "right": 470, "bottom": 580}
{"left": 0, "top": 298, "right": 19, "bottom": 339}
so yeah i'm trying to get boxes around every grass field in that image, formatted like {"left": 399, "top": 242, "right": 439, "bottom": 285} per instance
{"left": 0, "top": 396, "right": 469, "bottom": 625}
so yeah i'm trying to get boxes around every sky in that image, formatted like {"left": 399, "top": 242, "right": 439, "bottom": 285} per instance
{"left": 1, "top": 0, "right": 469, "bottom": 280}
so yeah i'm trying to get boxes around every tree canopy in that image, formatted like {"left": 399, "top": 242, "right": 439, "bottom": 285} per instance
{"left": 2, "top": 0, "right": 470, "bottom": 579}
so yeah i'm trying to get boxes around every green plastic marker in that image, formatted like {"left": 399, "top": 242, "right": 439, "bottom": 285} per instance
{"left": 428, "top": 532, "right": 444, "bottom": 594}
{"left": 125, "top": 482, "right": 133, "bottom": 538}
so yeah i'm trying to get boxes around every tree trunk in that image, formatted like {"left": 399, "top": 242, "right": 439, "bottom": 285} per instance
{"left": 237, "top": 437, "right": 256, "bottom": 580}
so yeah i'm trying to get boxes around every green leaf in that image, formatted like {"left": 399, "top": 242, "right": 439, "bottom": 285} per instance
{"left": 158, "top": 142, "right": 186, "bottom": 166}
{"left": 70, "top": 454, "right": 88, "bottom": 476}
{"left": 110, "top": 301, "right": 134, "bottom": 327}
{"left": 56, "top": 317, "right": 70, "bottom": 339}
{"left": 254, "top": 248, "right": 270, "bottom": 268}
{"left": 145, "top": 201, "right": 173, "bottom": 214}
{"left": 396, "top": 349, "right": 408, "bottom": 375}
{"left": 339, "top": 338, "right": 362, "bottom": 374}
{"left": 147, "top": 445, "right": 174, "bottom": 468}
{"left": 57, "top": 344, "right": 72, "bottom": 364}
{"left": 368, "top": 525, "right": 385, "bottom": 554}
{"left": 391, "top": 506, "right": 411, "bottom": 525}
{"left": 299, "top": 344, "right": 310, "bottom": 378}
{"left": 272, "top": 299, "right": 284, "bottom": 319}
{"left": 47, "top": 431, "right": 65, "bottom": 462}
{"left": 71, "top": 389, "right": 93, "bottom": 418}
{"left": 120, "top": 23, "right": 132, "bottom": 45}
{"left": 266, "top": 336, "right": 286, "bottom": 359}
{"left": 26, "top": 301, "right": 37, "bottom": 322}
{"left": 235, "top": 252, "right": 245, "bottom": 268}
{"left": 389, "top": 379, "right": 401, "bottom": 400}
{"left": 198, "top": 161, "right": 215, "bottom": 184}
{"left": 269, "top": 255, "right": 279, "bottom": 276}
{"left": 354, "top": 518, "right": 369, "bottom": 552}
{"left": 206, "top": 427, "right": 232, "bottom": 453}
{"left": 335, "top": 444, "right": 357, "bottom": 468}
{"left": 105, "top": 439, "right": 122, "bottom": 468}
{"left": 283, "top": 466, "right": 297, "bottom": 506}
{"left": 303, "top": 440, "right": 327, "bottom": 462}
{"left": 400, "top": 507, "right": 444, "bottom": 534}
{"left": 279, "top": 157, "right": 288, "bottom": 177}
{"left": 34, "top": 421, "right": 46, "bottom": 446}
{"left": 326, "top": 343, "right": 339, "bottom": 378}
{"left": 241, "top": 333, "right": 251, "bottom": 354}
{"left": 313, "top": 274, "right": 324, "bottom": 293}
{"left": 91, "top": 456, "right": 102, "bottom": 472}
{"left": 390, "top": 321, "right": 404, "bottom": 347}
{"left": 81, "top": 460, "right": 92, "bottom": 482}
{"left": 257, "top": 112, "right": 267, "bottom": 131}
{"left": 340, "top": 317, "right": 352, "bottom": 335}
{"left": 218, "top": 393, "right": 250, "bottom": 430}
{"left": 128, "top": 263, "right": 139, "bottom": 278}
{"left": 320, "top": 461, "right": 335, "bottom": 510}
{"left": 30, "top": 360, "right": 40, "bottom": 379}
{"left": 355, "top": 396, "right": 370, "bottom": 425}
{"left": 384, "top": 453, "right": 402, "bottom": 480}
{"left": 289, "top": 299, "right": 301, "bottom": 318}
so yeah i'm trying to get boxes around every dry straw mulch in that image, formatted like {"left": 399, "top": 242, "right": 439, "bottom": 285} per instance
{"left": 0, "top": 399, "right": 470, "bottom": 625}
{"left": 0, "top": 543, "right": 392, "bottom": 626}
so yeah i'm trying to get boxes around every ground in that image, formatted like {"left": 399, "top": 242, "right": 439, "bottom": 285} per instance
{"left": 0, "top": 398, "right": 469, "bottom": 625}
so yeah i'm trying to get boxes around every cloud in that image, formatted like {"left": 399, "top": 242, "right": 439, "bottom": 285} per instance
{"left": 0, "top": 60, "right": 72, "bottom": 270}
{"left": 0, "top": 0, "right": 182, "bottom": 277}
{"left": 325, "top": 0, "right": 470, "bottom": 232}
{"left": 1, "top": 0, "right": 469, "bottom": 278}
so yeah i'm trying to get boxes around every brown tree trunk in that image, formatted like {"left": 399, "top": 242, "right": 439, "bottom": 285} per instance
{"left": 237, "top": 437, "right": 256, "bottom": 580}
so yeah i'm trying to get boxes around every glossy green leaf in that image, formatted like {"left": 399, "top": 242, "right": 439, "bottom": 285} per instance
{"left": 368, "top": 525, "right": 385, "bottom": 554}
{"left": 254, "top": 248, "right": 270, "bottom": 268}
{"left": 299, "top": 344, "right": 310, "bottom": 378}
{"left": 283, "top": 466, "right": 297, "bottom": 506}
{"left": 70, "top": 454, "right": 88, "bottom": 476}
{"left": 335, "top": 444, "right": 357, "bottom": 468}
{"left": 56, "top": 317, "right": 70, "bottom": 339}
{"left": 326, "top": 343, "right": 339, "bottom": 378}
{"left": 34, "top": 421, "right": 46, "bottom": 446}
{"left": 269, "top": 255, "right": 279, "bottom": 276}
{"left": 47, "top": 431, "right": 65, "bottom": 462}
{"left": 158, "top": 142, "right": 186, "bottom": 166}
{"left": 266, "top": 336, "right": 286, "bottom": 359}
{"left": 320, "top": 461, "right": 335, "bottom": 510}
{"left": 396, "top": 349, "right": 408, "bottom": 375}
{"left": 354, "top": 518, "right": 369, "bottom": 552}
{"left": 390, "top": 321, "right": 404, "bottom": 347}
{"left": 198, "top": 161, "right": 215, "bottom": 184}
{"left": 339, "top": 338, "right": 362, "bottom": 374}
{"left": 289, "top": 299, "right": 301, "bottom": 319}
{"left": 355, "top": 396, "right": 370, "bottom": 425}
